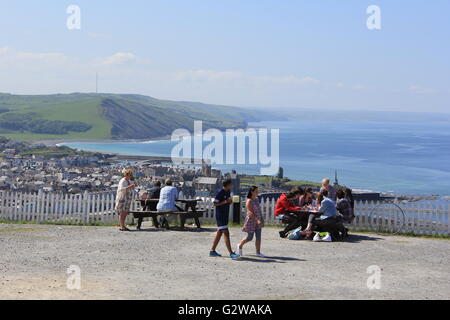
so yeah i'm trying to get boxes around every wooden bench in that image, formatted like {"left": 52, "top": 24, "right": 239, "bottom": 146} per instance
{"left": 131, "top": 199, "right": 204, "bottom": 230}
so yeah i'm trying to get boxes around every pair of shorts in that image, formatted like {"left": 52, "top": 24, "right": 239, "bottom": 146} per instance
{"left": 216, "top": 210, "right": 229, "bottom": 230}
{"left": 245, "top": 228, "right": 262, "bottom": 241}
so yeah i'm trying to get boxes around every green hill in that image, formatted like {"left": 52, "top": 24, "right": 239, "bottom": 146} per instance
{"left": 0, "top": 93, "right": 283, "bottom": 141}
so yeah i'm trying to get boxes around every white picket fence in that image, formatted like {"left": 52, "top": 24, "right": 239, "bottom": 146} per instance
{"left": 0, "top": 191, "right": 449, "bottom": 236}
{"left": 0, "top": 190, "right": 123, "bottom": 225}
{"left": 353, "top": 200, "right": 450, "bottom": 236}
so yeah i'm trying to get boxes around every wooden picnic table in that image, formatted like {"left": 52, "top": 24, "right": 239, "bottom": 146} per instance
{"left": 279, "top": 207, "right": 321, "bottom": 226}
{"left": 176, "top": 199, "right": 203, "bottom": 229}
{"left": 293, "top": 208, "right": 320, "bottom": 216}
{"left": 290, "top": 207, "right": 344, "bottom": 237}
{"left": 131, "top": 198, "right": 204, "bottom": 230}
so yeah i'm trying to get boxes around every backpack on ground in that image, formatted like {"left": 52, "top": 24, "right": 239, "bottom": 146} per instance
{"left": 288, "top": 227, "right": 304, "bottom": 240}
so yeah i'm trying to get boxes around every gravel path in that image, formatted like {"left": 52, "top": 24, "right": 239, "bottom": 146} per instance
{"left": 1, "top": 223, "right": 449, "bottom": 300}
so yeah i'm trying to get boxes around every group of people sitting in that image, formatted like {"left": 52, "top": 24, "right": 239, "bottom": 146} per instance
{"left": 275, "top": 178, "right": 355, "bottom": 240}
{"left": 115, "top": 167, "right": 182, "bottom": 231}
{"left": 139, "top": 179, "right": 184, "bottom": 229}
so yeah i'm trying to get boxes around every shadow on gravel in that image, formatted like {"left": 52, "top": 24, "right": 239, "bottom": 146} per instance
{"left": 238, "top": 257, "right": 284, "bottom": 263}
{"left": 341, "top": 234, "right": 383, "bottom": 243}
{"left": 264, "top": 256, "right": 305, "bottom": 261}
{"left": 128, "top": 229, "right": 166, "bottom": 233}
{"left": 169, "top": 227, "right": 218, "bottom": 233}
{"left": 238, "top": 256, "right": 305, "bottom": 264}
{"left": 130, "top": 227, "right": 218, "bottom": 233}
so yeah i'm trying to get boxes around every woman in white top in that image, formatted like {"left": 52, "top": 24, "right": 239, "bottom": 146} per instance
{"left": 116, "top": 168, "right": 136, "bottom": 231}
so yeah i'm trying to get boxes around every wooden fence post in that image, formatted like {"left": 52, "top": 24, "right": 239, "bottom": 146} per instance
{"left": 84, "top": 190, "right": 90, "bottom": 224}
{"left": 3, "top": 191, "right": 9, "bottom": 221}
{"left": 37, "top": 190, "right": 43, "bottom": 222}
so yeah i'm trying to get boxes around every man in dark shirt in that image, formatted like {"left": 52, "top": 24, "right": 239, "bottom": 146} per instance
{"left": 209, "top": 180, "right": 240, "bottom": 260}
{"left": 140, "top": 181, "right": 162, "bottom": 228}
{"left": 148, "top": 181, "right": 162, "bottom": 201}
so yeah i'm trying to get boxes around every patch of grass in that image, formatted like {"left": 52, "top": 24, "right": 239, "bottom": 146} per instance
{"left": 37, "top": 99, "right": 112, "bottom": 139}
{"left": 0, "top": 219, "right": 116, "bottom": 227}
{"left": 283, "top": 180, "right": 321, "bottom": 187}
{"left": 0, "top": 97, "right": 111, "bottom": 141}
{"left": 348, "top": 227, "right": 450, "bottom": 240}
{"left": 0, "top": 226, "right": 41, "bottom": 233}
{"left": 19, "top": 145, "right": 79, "bottom": 158}
{"left": 240, "top": 174, "right": 321, "bottom": 189}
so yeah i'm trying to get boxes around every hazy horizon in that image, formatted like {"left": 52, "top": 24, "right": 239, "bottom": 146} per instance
{"left": 2, "top": 91, "right": 450, "bottom": 117}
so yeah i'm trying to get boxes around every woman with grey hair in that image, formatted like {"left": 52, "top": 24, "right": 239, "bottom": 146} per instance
{"left": 116, "top": 168, "right": 136, "bottom": 231}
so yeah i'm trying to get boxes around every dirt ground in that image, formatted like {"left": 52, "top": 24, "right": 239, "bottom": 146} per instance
{"left": 1, "top": 223, "right": 449, "bottom": 300}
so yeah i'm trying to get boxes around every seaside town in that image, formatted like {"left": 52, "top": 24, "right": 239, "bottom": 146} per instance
{"left": 0, "top": 136, "right": 416, "bottom": 203}
{"left": 0, "top": 136, "right": 292, "bottom": 197}
{"left": 0, "top": 137, "right": 314, "bottom": 195}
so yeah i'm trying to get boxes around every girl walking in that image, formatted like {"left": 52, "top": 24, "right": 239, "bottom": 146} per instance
{"left": 237, "top": 186, "right": 266, "bottom": 258}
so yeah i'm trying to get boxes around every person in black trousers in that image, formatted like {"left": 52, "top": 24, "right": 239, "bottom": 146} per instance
{"left": 275, "top": 189, "right": 306, "bottom": 238}
{"left": 140, "top": 181, "right": 162, "bottom": 228}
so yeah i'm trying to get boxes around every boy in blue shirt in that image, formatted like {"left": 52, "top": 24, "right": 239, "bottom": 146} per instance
{"left": 209, "top": 180, "right": 240, "bottom": 260}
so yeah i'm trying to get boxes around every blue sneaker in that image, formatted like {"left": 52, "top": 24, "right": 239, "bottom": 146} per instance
{"left": 230, "top": 252, "right": 241, "bottom": 260}
{"left": 209, "top": 251, "right": 222, "bottom": 257}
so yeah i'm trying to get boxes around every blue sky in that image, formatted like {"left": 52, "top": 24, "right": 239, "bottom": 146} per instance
{"left": 1, "top": 0, "right": 449, "bottom": 112}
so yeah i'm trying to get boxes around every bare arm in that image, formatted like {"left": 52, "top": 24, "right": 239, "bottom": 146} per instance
{"left": 118, "top": 179, "right": 135, "bottom": 192}
{"left": 214, "top": 198, "right": 231, "bottom": 207}
{"left": 246, "top": 200, "right": 257, "bottom": 220}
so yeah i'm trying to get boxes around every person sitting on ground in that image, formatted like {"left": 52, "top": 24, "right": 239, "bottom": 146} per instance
{"left": 320, "top": 178, "right": 337, "bottom": 203}
{"left": 275, "top": 189, "right": 303, "bottom": 238}
{"left": 304, "top": 190, "right": 340, "bottom": 239}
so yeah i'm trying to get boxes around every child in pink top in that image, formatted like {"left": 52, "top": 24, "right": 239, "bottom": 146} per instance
{"left": 237, "top": 186, "right": 266, "bottom": 258}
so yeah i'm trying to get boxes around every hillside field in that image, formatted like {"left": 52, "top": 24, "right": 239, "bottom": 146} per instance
{"left": 0, "top": 93, "right": 283, "bottom": 141}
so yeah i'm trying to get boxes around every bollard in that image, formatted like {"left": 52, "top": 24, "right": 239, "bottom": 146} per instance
{"left": 232, "top": 195, "right": 241, "bottom": 224}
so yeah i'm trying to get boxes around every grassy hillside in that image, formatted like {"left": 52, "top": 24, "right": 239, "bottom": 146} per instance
{"left": 240, "top": 174, "right": 321, "bottom": 189}
{"left": 0, "top": 93, "right": 284, "bottom": 141}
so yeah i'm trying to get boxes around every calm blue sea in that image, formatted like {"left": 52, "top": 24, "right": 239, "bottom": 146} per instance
{"left": 63, "top": 120, "right": 450, "bottom": 196}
